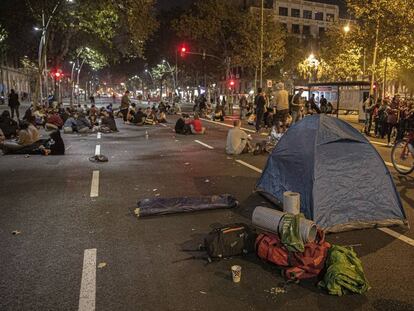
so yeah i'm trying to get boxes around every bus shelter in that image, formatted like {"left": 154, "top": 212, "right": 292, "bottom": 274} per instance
{"left": 307, "top": 81, "right": 371, "bottom": 120}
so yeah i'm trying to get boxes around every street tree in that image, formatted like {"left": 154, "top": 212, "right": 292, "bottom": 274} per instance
{"left": 346, "top": 0, "right": 414, "bottom": 93}
{"left": 232, "top": 10, "right": 286, "bottom": 83}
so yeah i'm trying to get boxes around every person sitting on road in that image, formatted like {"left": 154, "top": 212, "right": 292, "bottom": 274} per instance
{"left": 27, "top": 116, "right": 40, "bottom": 143}
{"left": 45, "top": 110, "right": 64, "bottom": 131}
{"left": 226, "top": 119, "right": 253, "bottom": 155}
{"left": 63, "top": 114, "right": 77, "bottom": 134}
{"left": 127, "top": 103, "right": 137, "bottom": 124}
{"left": 100, "top": 111, "right": 118, "bottom": 133}
{"left": 1, "top": 121, "right": 36, "bottom": 153}
{"left": 157, "top": 110, "right": 167, "bottom": 123}
{"left": 175, "top": 114, "right": 191, "bottom": 135}
{"left": 76, "top": 113, "right": 93, "bottom": 133}
{"left": 133, "top": 108, "right": 146, "bottom": 126}
{"left": 144, "top": 109, "right": 157, "bottom": 125}
{"left": 0, "top": 110, "right": 19, "bottom": 139}
{"left": 213, "top": 105, "right": 224, "bottom": 122}
{"left": 89, "top": 104, "right": 98, "bottom": 124}
{"left": 187, "top": 113, "right": 206, "bottom": 135}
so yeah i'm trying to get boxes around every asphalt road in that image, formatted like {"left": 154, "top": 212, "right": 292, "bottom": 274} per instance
{"left": 0, "top": 109, "right": 413, "bottom": 311}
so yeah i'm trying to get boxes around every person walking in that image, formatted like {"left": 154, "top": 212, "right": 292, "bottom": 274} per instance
{"left": 8, "top": 89, "right": 20, "bottom": 120}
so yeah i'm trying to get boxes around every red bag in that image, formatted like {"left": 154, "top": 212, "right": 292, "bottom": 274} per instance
{"left": 255, "top": 229, "right": 331, "bottom": 280}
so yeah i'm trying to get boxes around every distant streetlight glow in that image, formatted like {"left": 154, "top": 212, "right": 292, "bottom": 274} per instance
{"left": 343, "top": 25, "right": 350, "bottom": 33}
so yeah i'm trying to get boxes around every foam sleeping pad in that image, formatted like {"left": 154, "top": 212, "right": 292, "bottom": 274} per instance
{"left": 136, "top": 194, "right": 239, "bottom": 217}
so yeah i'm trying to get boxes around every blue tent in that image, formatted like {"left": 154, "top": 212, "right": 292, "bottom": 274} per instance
{"left": 256, "top": 115, "right": 407, "bottom": 232}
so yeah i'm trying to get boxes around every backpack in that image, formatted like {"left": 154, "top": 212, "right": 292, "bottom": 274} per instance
{"left": 255, "top": 229, "right": 330, "bottom": 281}
{"left": 204, "top": 223, "right": 256, "bottom": 261}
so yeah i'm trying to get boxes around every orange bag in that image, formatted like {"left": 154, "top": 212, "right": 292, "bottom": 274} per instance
{"left": 255, "top": 229, "right": 331, "bottom": 280}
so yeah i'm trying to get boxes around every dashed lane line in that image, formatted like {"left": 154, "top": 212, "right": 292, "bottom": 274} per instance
{"left": 97, "top": 132, "right": 101, "bottom": 139}
{"left": 78, "top": 248, "right": 97, "bottom": 311}
{"left": 90, "top": 171, "right": 99, "bottom": 198}
{"left": 235, "top": 160, "right": 263, "bottom": 173}
{"left": 236, "top": 159, "right": 413, "bottom": 248}
{"left": 194, "top": 140, "right": 215, "bottom": 150}
{"left": 201, "top": 118, "right": 256, "bottom": 133}
{"left": 95, "top": 145, "right": 101, "bottom": 156}
{"left": 65, "top": 145, "right": 72, "bottom": 151}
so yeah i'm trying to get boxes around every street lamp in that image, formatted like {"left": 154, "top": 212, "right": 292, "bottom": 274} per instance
{"left": 343, "top": 24, "right": 350, "bottom": 34}
{"left": 36, "top": 0, "right": 75, "bottom": 106}
{"left": 162, "top": 59, "right": 176, "bottom": 92}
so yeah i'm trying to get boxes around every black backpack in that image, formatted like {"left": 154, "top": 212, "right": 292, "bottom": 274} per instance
{"left": 204, "top": 223, "right": 256, "bottom": 261}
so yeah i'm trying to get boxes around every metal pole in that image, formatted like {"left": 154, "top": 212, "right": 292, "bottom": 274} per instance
{"left": 382, "top": 56, "right": 388, "bottom": 103}
{"left": 43, "top": 12, "right": 49, "bottom": 106}
{"left": 260, "top": 0, "right": 264, "bottom": 88}
{"left": 70, "top": 62, "right": 76, "bottom": 106}
{"left": 76, "top": 59, "right": 85, "bottom": 105}
{"left": 370, "top": 19, "right": 380, "bottom": 96}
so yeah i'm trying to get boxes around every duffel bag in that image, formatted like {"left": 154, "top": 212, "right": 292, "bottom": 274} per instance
{"left": 204, "top": 223, "right": 256, "bottom": 260}
{"left": 255, "top": 229, "right": 331, "bottom": 280}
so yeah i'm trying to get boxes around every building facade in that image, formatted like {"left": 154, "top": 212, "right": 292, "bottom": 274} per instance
{"left": 250, "top": 0, "right": 340, "bottom": 38}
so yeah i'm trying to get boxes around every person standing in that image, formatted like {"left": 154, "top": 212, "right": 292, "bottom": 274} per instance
{"left": 8, "top": 89, "right": 20, "bottom": 120}
{"left": 320, "top": 95, "right": 328, "bottom": 113}
{"left": 291, "top": 89, "right": 304, "bottom": 124}
{"left": 254, "top": 87, "right": 266, "bottom": 132}
{"left": 239, "top": 95, "right": 248, "bottom": 120}
{"left": 273, "top": 82, "right": 289, "bottom": 133}
{"left": 386, "top": 97, "right": 399, "bottom": 146}
{"left": 120, "top": 90, "right": 131, "bottom": 123}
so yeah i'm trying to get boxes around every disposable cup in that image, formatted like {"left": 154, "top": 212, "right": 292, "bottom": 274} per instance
{"left": 231, "top": 265, "right": 242, "bottom": 283}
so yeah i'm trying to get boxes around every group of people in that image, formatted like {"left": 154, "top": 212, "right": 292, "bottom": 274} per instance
{"left": 363, "top": 95, "right": 414, "bottom": 146}
{"left": 174, "top": 113, "right": 206, "bottom": 135}
{"left": 0, "top": 109, "right": 64, "bottom": 155}
{"left": 119, "top": 90, "right": 179, "bottom": 126}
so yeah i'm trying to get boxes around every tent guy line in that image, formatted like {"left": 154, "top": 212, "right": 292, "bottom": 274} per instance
{"left": 236, "top": 158, "right": 413, "bottom": 248}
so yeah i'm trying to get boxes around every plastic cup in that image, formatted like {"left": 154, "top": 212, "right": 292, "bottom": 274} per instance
{"left": 231, "top": 265, "right": 242, "bottom": 283}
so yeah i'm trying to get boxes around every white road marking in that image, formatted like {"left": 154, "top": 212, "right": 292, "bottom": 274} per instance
{"left": 370, "top": 140, "right": 390, "bottom": 147}
{"left": 384, "top": 161, "right": 412, "bottom": 171}
{"left": 160, "top": 123, "right": 168, "bottom": 128}
{"left": 195, "top": 140, "right": 214, "bottom": 150}
{"left": 235, "top": 160, "right": 263, "bottom": 173}
{"left": 95, "top": 145, "right": 101, "bottom": 156}
{"left": 97, "top": 132, "right": 101, "bottom": 139}
{"left": 90, "top": 171, "right": 99, "bottom": 198}
{"left": 201, "top": 118, "right": 256, "bottom": 133}
{"left": 78, "top": 248, "right": 97, "bottom": 311}
{"left": 65, "top": 145, "right": 72, "bottom": 151}
{"left": 378, "top": 228, "right": 414, "bottom": 247}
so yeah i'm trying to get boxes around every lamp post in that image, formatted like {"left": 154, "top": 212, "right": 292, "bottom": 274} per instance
{"left": 162, "top": 59, "right": 176, "bottom": 92}
{"left": 260, "top": 0, "right": 264, "bottom": 89}
{"left": 35, "top": 0, "right": 75, "bottom": 106}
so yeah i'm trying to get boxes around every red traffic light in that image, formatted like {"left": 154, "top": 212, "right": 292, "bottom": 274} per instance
{"left": 179, "top": 45, "right": 187, "bottom": 57}
{"left": 229, "top": 80, "right": 235, "bottom": 86}
{"left": 55, "top": 72, "right": 61, "bottom": 78}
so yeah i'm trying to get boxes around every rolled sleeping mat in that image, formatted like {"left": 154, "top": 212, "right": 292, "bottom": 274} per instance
{"left": 252, "top": 206, "right": 285, "bottom": 234}
{"left": 283, "top": 191, "right": 300, "bottom": 215}
{"left": 299, "top": 217, "right": 317, "bottom": 243}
